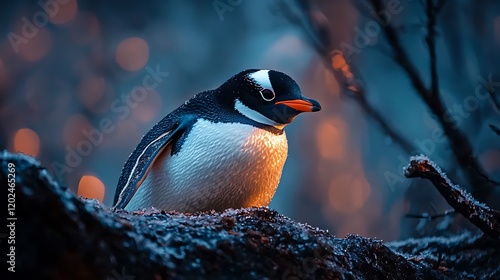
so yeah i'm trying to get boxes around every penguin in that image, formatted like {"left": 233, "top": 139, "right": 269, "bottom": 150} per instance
{"left": 113, "top": 69, "right": 321, "bottom": 212}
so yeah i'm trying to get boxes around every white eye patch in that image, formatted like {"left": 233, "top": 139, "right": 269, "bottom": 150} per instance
{"left": 249, "top": 70, "right": 272, "bottom": 90}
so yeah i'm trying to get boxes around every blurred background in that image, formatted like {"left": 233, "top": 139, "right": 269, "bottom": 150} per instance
{"left": 1, "top": 0, "right": 499, "bottom": 241}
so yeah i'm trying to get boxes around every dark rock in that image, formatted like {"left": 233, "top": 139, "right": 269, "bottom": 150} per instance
{"left": 1, "top": 151, "right": 498, "bottom": 279}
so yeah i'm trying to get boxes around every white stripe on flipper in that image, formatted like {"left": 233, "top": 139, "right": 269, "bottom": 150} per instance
{"left": 117, "top": 130, "right": 172, "bottom": 206}
{"left": 234, "top": 99, "right": 285, "bottom": 129}
{"left": 249, "top": 70, "right": 272, "bottom": 89}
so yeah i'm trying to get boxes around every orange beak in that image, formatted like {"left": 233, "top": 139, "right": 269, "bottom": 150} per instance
{"left": 275, "top": 98, "right": 321, "bottom": 112}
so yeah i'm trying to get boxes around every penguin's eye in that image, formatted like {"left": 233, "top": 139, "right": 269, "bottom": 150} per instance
{"left": 260, "top": 89, "right": 275, "bottom": 101}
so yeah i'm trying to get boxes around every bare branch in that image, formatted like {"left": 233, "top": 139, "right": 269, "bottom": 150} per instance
{"left": 278, "top": 0, "right": 414, "bottom": 153}
{"left": 368, "top": 0, "right": 495, "bottom": 197}
{"left": 404, "top": 155, "right": 500, "bottom": 239}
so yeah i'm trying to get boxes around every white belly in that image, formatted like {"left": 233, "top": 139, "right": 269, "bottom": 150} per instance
{"left": 125, "top": 119, "right": 288, "bottom": 212}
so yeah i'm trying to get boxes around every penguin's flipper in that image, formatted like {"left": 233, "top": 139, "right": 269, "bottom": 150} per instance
{"left": 113, "top": 115, "right": 196, "bottom": 209}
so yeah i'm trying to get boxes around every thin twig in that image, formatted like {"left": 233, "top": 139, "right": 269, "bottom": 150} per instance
{"left": 404, "top": 155, "right": 500, "bottom": 239}
{"left": 474, "top": 166, "right": 500, "bottom": 187}
{"left": 489, "top": 124, "right": 500, "bottom": 136}
{"left": 406, "top": 209, "right": 456, "bottom": 220}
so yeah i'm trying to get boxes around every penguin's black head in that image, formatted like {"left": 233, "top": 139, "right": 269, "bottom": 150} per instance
{"left": 219, "top": 69, "right": 321, "bottom": 128}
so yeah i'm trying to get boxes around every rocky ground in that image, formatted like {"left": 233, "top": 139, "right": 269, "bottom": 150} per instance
{"left": 2, "top": 151, "right": 499, "bottom": 279}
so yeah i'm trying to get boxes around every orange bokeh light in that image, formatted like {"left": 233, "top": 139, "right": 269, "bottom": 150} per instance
{"left": 328, "top": 174, "right": 371, "bottom": 213}
{"left": 13, "top": 128, "right": 40, "bottom": 157}
{"left": 330, "top": 51, "right": 355, "bottom": 83}
{"left": 331, "top": 52, "right": 347, "bottom": 70}
{"left": 77, "top": 175, "right": 105, "bottom": 202}
{"left": 315, "top": 118, "right": 345, "bottom": 160}
{"left": 115, "top": 37, "right": 149, "bottom": 71}
{"left": 49, "top": 0, "right": 78, "bottom": 25}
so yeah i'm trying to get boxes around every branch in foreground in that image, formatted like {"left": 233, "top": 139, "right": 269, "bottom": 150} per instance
{"left": 404, "top": 155, "right": 500, "bottom": 239}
